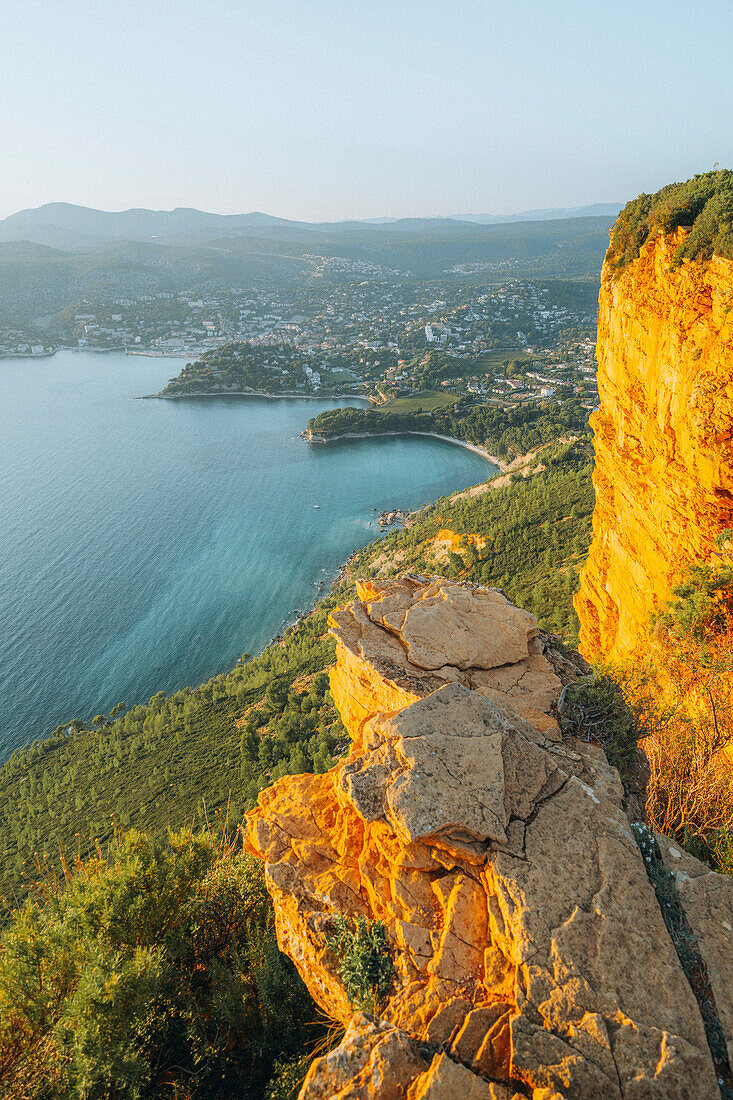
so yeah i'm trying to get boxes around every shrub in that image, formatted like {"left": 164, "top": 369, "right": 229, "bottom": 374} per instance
{"left": 644, "top": 555, "right": 733, "bottom": 855}
{"left": 0, "top": 829, "right": 322, "bottom": 1099}
{"left": 558, "top": 672, "right": 644, "bottom": 780}
{"left": 265, "top": 1053, "right": 315, "bottom": 1100}
{"left": 681, "top": 828, "right": 733, "bottom": 877}
{"left": 609, "top": 169, "right": 733, "bottom": 269}
{"left": 612, "top": 547, "right": 733, "bottom": 872}
{"left": 326, "top": 913, "right": 393, "bottom": 1012}
{"left": 656, "top": 544, "right": 733, "bottom": 642}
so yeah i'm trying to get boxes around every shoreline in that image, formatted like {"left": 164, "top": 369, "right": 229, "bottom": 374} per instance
{"left": 126, "top": 350, "right": 197, "bottom": 358}
{"left": 0, "top": 346, "right": 176, "bottom": 361}
{"left": 140, "top": 389, "right": 368, "bottom": 401}
{"left": 306, "top": 428, "right": 507, "bottom": 472}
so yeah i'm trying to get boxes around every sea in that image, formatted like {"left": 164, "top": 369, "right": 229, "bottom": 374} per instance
{"left": 0, "top": 350, "right": 495, "bottom": 759}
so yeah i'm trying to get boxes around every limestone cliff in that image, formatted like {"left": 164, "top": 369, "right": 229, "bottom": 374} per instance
{"left": 245, "top": 576, "right": 733, "bottom": 1099}
{"left": 576, "top": 228, "right": 733, "bottom": 660}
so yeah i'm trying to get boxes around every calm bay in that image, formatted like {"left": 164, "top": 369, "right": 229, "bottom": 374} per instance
{"left": 0, "top": 350, "right": 494, "bottom": 758}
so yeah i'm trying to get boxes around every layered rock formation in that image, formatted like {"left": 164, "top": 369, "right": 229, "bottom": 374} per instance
{"left": 576, "top": 228, "right": 733, "bottom": 660}
{"left": 245, "top": 576, "right": 733, "bottom": 1099}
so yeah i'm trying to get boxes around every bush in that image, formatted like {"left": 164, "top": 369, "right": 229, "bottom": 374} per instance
{"left": 609, "top": 169, "right": 733, "bottom": 269}
{"left": 326, "top": 913, "right": 393, "bottom": 1013}
{"left": 681, "top": 828, "right": 733, "bottom": 877}
{"left": 558, "top": 672, "right": 643, "bottom": 780}
{"left": 656, "top": 544, "right": 733, "bottom": 641}
{"left": 0, "top": 829, "right": 322, "bottom": 1099}
{"left": 612, "top": 548, "right": 733, "bottom": 873}
{"left": 265, "top": 1053, "right": 315, "bottom": 1100}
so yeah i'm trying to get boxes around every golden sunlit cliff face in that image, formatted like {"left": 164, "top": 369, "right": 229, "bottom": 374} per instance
{"left": 244, "top": 576, "right": 733, "bottom": 1100}
{"left": 575, "top": 228, "right": 733, "bottom": 660}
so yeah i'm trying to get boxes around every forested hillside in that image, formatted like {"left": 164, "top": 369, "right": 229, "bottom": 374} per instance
{"left": 308, "top": 400, "right": 589, "bottom": 461}
{"left": 0, "top": 215, "right": 611, "bottom": 321}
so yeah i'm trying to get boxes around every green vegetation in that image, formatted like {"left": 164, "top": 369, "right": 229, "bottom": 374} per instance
{"left": 655, "top": 533, "right": 733, "bottom": 641}
{"left": 558, "top": 674, "right": 642, "bottom": 782}
{"left": 0, "top": 601, "right": 348, "bottom": 906}
{"left": 470, "top": 348, "right": 531, "bottom": 370}
{"left": 609, "top": 169, "right": 733, "bottom": 269}
{"left": 350, "top": 442, "right": 593, "bottom": 640}
{"left": 378, "top": 390, "right": 458, "bottom": 413}
{"left": 606, "top": 545, "right": 733, "bottom": 877}
{"left": 160, "top": 344, "right": 366, "bottom": 397}
{"left": 308, "top": 401, "right": 588, "bottom": 462}
{"left": 0, "top": 828, "right": 322, "bottom": 1099}
{"left": 326, "top": 914, "right": 393, "bottom": 1013}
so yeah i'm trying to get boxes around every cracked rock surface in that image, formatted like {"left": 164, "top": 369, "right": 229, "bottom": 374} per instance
{"left": 329, "top": 575, "right": 564, "bottom": 743}
{"left": 244, "top": 577, "right": 728, "bottom": 1099}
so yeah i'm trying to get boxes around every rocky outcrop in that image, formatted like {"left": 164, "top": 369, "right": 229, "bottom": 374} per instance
{"left": 576, "top": 229, "right": 733, "bottom": 660}
{"left": 329, "top": 575, "right": 571, "bottom": 743}
{"left": 245, "top": 576, "right": 732, "bottom": 1098}
{"left": 300, "top": 1013, "right": 517, "bottom": 1100}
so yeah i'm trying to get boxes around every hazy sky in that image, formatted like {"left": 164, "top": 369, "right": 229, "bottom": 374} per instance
{"left": 2, "top": 0, "right": 732, "bottom": 221}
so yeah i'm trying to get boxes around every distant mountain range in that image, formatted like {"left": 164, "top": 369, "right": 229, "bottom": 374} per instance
{"left": 0, "top": 202, "right": 621, "bottom": 250}
{"left": 0, "top": 205, "right": 616, "bottom": 322}
{"left": 369, "top": 204, "right": 622, "bottom": 226}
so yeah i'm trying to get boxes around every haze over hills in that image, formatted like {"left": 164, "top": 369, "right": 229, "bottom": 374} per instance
{"left": 369, "top": 203, "right": 621, "bottom": 226}
{"left": 0, "top": 210, "right": 614, "bottom": 321}
{"left": 0, "top": 201, "right": 621, "bottom": 250}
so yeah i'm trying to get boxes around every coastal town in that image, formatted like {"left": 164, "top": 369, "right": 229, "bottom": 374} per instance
{"left": 1, "top": 266, "right": 599, "bottom": 410}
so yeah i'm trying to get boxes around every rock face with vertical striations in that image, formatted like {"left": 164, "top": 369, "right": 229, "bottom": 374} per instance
{"left": 244, "top": 576, "right": 732, "bottom": 1098}
{"left": 575, "top": 228, "right": 733, "bottom": 661}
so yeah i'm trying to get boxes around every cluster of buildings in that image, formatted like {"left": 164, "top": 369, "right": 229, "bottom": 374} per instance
{"left": 0, "top": 266, "right": 598, "bottom": 412}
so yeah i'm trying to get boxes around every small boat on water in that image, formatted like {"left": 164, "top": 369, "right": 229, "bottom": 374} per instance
{"left": 313, "top": 504, "right": 320, "bottom": 508}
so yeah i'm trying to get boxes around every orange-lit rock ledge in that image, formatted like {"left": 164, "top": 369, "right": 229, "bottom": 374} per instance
{"left": 576, "top": 229, "right": 733, "bottom": 661}
{"left": 329, "top": 575, "right": 564, "bottom": 743}
{"left": 245, "top": 576, "right": 731, "bottom": 1099}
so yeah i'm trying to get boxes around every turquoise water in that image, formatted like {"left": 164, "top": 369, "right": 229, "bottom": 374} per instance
{"left": 0, "top": 350, "right": 494, "bottom": 758}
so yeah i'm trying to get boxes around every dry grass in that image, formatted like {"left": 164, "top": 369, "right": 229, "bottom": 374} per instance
{"left": 628, "top": 622, "right": 733, "bottom": 855}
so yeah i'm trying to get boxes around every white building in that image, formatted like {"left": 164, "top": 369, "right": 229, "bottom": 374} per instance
{"left": 425, "top": 324, "right": 449, "bottom": 344}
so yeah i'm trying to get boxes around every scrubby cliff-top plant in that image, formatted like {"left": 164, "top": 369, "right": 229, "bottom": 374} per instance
{"left": 609, "top": 169, "right": 733, "bottom": 269}
{"left": 0, "top": 827, "right": 322, "bottom": 1099}
{"left": 556, "top": 673, "right": 642, "bottom": 778}
{"left": 326, "top": 912, "right": 393, "bottom": 1012}
{"left": 644, "top": 557, "right": 733, "bottom": 868}
{"left": 656, "top": 534, "right": 733, "bottom": 642}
